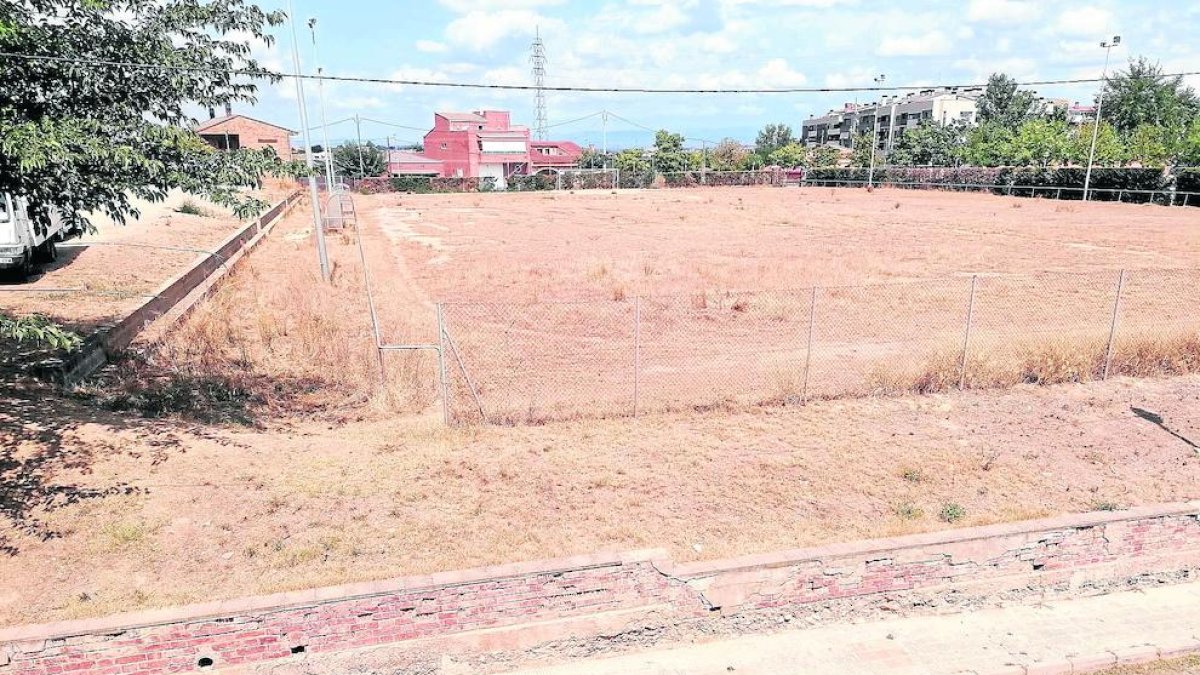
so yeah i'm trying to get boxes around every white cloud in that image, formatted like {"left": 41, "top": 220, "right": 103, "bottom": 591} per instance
{"left": 824, "top": 66, "right": 882, "bottom": 89}
{"left": 953, "top": 57, "right": 1039, "bottom": 82}
{"left": 439, "top": 0, "right": 563, "bottom": 11}
{"left": 416, "top": 40, "right": 448, "bottom": 53}
{"left": 445, "top": 10, "right": 564, "bottom": 50}
{"left": 876, "top": 30, "right": 952, "bottom": 56}
{"left": 1053, "top": 6, "right": 1114, "bottom": 36}
{"left": 966, "top": 0, "right": 1041, "bottom": 24}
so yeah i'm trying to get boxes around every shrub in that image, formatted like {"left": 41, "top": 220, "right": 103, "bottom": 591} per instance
{"left": 894, "top": 502, "right": 924, "bottom": 520}
{"left": 388, "top": 176, "right": 433, "bottom": 193}
{"left": 174, "top": 198, "right": 211, "bottom": 216}
{"left": 939, "top": 502, "right": 967, "bottom": 523}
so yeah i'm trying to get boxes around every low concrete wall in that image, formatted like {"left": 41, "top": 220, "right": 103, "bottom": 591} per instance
{"left": 2, "top": 504, "right": 1198, "bottom": 674}
{"left": 55, "top": 192, "right": 302, "bottom": 386}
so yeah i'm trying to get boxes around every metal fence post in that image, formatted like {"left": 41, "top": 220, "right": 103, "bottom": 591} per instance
{"left": 801, "top": 286, "right": 817, "bottom": 404}
{"left": 1103, "top": 269, "right": 1127, "bottom": 380}
{"left": 633, "top": 296, "right": 641, "bottom": 417}
{"left": 958, "top": 275, "right": 978, "bottom": 390}
{"left": 437, "top": 303, "right": 450, "bottom": 425}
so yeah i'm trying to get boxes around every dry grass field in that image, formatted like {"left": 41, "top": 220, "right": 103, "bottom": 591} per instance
{"left": 2, "top": 186, "right": 1199, "bottom": 626}
{"left": 362, "top": 187, "right": 1200, "bottom": 422}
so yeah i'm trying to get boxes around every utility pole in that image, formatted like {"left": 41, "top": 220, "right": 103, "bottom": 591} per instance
{"left": 355, "top": 114, "right": 366, "bottom": 180}
{"left": 1084, "top": 35, "right": 1121, "bottom": 202}
{"left": 287, "top": 0, "right": 329, "bottom": 280}
{"left": 868, "top": 74, "right": 885, "bottom": 189}
{"left": 308, "top": 18, "right": 336, "bottom": 192}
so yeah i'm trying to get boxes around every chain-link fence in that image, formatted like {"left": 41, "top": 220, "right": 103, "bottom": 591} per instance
{"left": 436, "top": 268, "right": 1200, "bottom": 425}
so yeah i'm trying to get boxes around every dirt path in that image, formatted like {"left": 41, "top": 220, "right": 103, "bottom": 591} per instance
{"left": 0, "top": 190, "right": 277, "bottom": 331}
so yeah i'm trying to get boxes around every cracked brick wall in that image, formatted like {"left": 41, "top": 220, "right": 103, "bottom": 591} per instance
{"left": 2, "top": 505, "right": 1198, "bottom": 674}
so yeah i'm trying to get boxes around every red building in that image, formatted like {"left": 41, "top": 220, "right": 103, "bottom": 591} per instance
{"left": 388, "top": 110, "right": 582, "bottom": 188}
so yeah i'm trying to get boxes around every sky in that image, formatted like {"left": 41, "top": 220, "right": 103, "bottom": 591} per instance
{"left": 237, "top": 0, "right": 1200, "bottom": 149}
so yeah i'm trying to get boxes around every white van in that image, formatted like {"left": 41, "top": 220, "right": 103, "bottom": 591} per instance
{"left": 0, "top": 193, "right": 81, "bottom": 279}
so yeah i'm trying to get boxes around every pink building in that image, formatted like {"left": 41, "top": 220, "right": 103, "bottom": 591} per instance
{"left": 388, "top": 110, "right": 582, "bottom": 188}
{"left": 386, "top": 150, "right": 444, "bottom": 177}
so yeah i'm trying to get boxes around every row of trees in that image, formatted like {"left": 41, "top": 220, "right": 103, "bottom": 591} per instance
{"left": 575, "top": 124, "right": 840, "bottom": 177}
{"left": 874, "top": 64, "right": 1200, "bottom": 169}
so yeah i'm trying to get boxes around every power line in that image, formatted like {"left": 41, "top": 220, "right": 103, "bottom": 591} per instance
{"left": 3, "top": 51, "right": 1190, "bottom": 95}
{"left": 544, "top": 110, "right": 605, "bottom": 129}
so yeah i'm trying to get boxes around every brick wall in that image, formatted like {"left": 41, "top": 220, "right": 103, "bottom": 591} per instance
{"left": 2, "top": 504, "right": 1199, "bottom": 674}
{"left": 197, "top": 116, "right": 294, "bottom": 161}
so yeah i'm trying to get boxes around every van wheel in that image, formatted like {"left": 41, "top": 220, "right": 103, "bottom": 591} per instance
{"left": 34, "top": 239, "right": 57, "bottom": 264}
{"left": 2, "top": 253, "right": 32, "bottom": 282}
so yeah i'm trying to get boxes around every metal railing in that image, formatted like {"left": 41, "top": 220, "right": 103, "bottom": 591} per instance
{"left": 800, "top": 178, "right": 1200, "bottom": 205}
{"left": 431, "top": 267, "right": 1200, "bottom": 425}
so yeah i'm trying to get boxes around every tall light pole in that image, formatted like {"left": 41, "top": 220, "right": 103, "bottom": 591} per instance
{"left": 1083, "top": 35, "right": 1121, "bottom": 202}
{"left": 308, "top": 18, "right": 336, "bottom": 192}
{"left": 868, "top": 74, "right": 885, "bottom": 188}
{"left": 287, "top": 0, "right": 329, "bottom": 280}
{"left": 354, "top": 114, "right": 367, "bottom": 180}
{"left": 601, "top": 110, "right": 609, "bottom": 168}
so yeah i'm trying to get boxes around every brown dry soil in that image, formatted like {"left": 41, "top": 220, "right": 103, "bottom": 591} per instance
{"left": 1096, "top": 655, "right": 1200, "bottom": 674}
{"left": 2, "top": 187, "right": 1199, "bottom": 627}
{"left": 374, "top": 187, "right": 1200, "bottom": 303}
{"left": 1, "top": 373, "right": 1197, "bottom": 626}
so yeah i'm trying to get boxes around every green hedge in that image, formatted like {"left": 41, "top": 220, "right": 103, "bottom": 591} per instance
{"left": 805, "top": 166, "right": 1192, "bottom": 205}
{"left": 389, "top": 176, "right": 434, "bottom": 193}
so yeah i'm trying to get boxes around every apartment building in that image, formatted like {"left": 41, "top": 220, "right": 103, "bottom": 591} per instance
{"left": 801, "top": 87, "right": 984, "bottom": 150}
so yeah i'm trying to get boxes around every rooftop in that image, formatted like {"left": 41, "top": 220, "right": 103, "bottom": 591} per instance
{"left": 436, "top": 112, "right": 488, "bottom": 123}
{"left": 194, "top": 114, "right": 295, "bottom": 134}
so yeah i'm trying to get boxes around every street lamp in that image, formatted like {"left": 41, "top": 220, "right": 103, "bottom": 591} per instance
{"left": 308, "top": 18, "right": 336, "bottom": 192}
{"left": 868, "top": 74, "right": 885, "bottom": 189}
{"left": 1083, "top": 35, "right": 1121, "bottom": 202}
{"left": 286, "top": 0, "right": 329, "bottom": 280}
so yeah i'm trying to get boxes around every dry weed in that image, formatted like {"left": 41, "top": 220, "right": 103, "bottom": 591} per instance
{"left": 867, "top": 330, "right": 1200, "bottom": 396}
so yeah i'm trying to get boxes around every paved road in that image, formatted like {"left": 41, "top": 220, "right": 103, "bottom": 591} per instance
{"left": 505, "top": 582, "right": 1200, "bottom": 675}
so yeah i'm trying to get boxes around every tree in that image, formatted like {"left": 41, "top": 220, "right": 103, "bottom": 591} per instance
{"left": 1101, "top": 57, "right": 1200, "bottom": 133}
{"left": 1010, "top": 118, "right": 1071, "bottom": 167}
{"left": 806, "top": 145, "right": 841, "bottom": 168}
{"left": 755, "top": 123, "right": 795, "bottom": 156}
{"left": 766, "top": 143, "right": 806, "bottom": 168}
{"left": 1068, "top": 122, "right": 1125, "bottom": 166}
{"left": 961, "top": 122, "right": 1016, "bottom": 167}
{"left": 614, "top": 148, "right": 651, "bottom": 181}
{"left": 978, "top": 73, "right": 1041, "bottom": 129}
{"left": 888, "top": 122, "right": 966, "bottom": 166}
{"left": 1178, "top": 118, "right": 1200, "bottom": 166}
{"left": 1124, "top": 124, "right": 1176, "bottom": 168}
{"left": 709, "top": 138, "right": 749, "bottom": 171}
{"left": 0, "top": 0, "right": 296, "bottom": 345}
{"left": 577, "top": 148, "right": 608, "bottom": 169}
{"left": 848, "top": 133, "right": 879, "bottom": 168}
{"left": 333, "top": 142, "right": 386, "bottom": 180}
{"left": 652, "top": 129, "right": 688, "bottom": 173}
{"left": 0, "top": 0, "right": 293, "bottom": 231}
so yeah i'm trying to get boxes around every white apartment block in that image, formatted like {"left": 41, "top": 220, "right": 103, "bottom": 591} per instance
{"left": 801, "top": 87, "right": 984, "bottom": 150}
